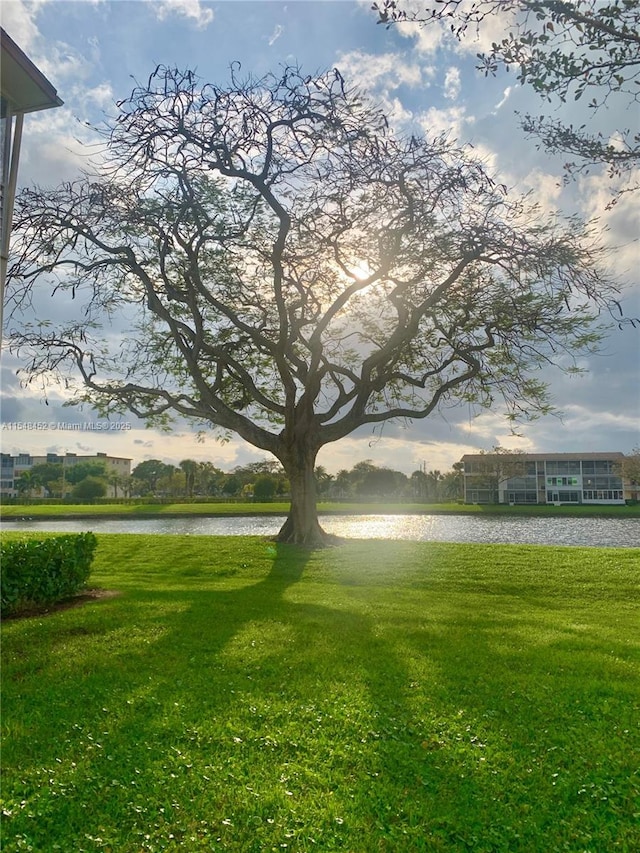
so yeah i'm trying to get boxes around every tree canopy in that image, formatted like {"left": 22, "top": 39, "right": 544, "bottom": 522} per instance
{"left": 7, "top": 64, "right": 625, "bottom": 545}
{"left": 374, "top": 0, "right": 640, "bottom": 197}
{"left": 131, "top": 460, "right": 177, "bottom": 494}
{"left": 71, "top": 475, "right": 107, "bottom": 501}
{"left": 64, "top": 460, "right": 108, "bottom": 485}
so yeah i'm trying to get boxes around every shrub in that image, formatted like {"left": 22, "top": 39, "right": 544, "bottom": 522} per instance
{"left": 71, "top": 476, "right": 107, "bottom": 501}
{"left": 253, "top": 475, "right": 277, "bottom": 500}
{"left": 1, "top": 533, "right": 98, "bottom": 617}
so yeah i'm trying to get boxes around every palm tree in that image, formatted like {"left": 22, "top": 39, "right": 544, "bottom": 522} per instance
{"left": 314, "top": 466, "right": 334, "bottom": 497}
{"left": 15, "top": 470, "right": 41, "bottom": 499}
{"left": 107, "top": 470, "right": 123, "bottom": 498}
{"left": 426, "top": 470, "right": 442, "bottom": 501}
{"left": 179, "top": 459, "right": 199, "bottom": 498}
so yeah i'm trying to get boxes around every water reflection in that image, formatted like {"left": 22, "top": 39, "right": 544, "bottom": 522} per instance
{"left": 2, "top": 514, "right": 639, "bottom": 548}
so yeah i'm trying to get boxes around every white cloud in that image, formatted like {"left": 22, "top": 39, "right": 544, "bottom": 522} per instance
{"left": 387, "top": 0, "right": 518, "bottom": 57}
{"left": 493, "top": 85, "right": 515, "bottom": 112}
{"left": 417, "top": 104, "right": 470, "bottom": 142}
{"left": 1, "top": 1, "right": 98, "bottom": 87}
{"left": 451, "top": 6, "right": 519, "bottom": 57}
{"left": 36, "top": 43, "right": 95, "bottom": 86}
{"left": 152, "top": 0, "right": 214, "bottom": 29}
{"left": 443, "top": 66, "right": 461, "bottom": 101}
{"left": 334, "top": 50, "right": 435, "bottom": 133}
{"left": 336, "top": 49, "right": 429, "bottom": 93}
{"left": 560, "top": 404, "right": 640, "bottom": 435}
{"left": 0, "top": 0, "right": 44, "bottom": 51}
{"left": 317, "top": 435, "right": 474, "bottom": 474}
{"left": 519, "top": 168, "right": 562, "bottom": 214}
{"left": 16, "top": 107, "right": 102, "bottom": 187}
{"left": 0, "top": 425, "right": 247, "bottom": 470}
{"left": 268, "top": 24, "right": 283, "bottom": 46}
{"left": 577, "top": 169, "right": 640, "bottom": 277}
{"left": 395, "top": 15, "right": 444, "bottom": 55}
{"left": 80, "top": 82, "right": 115, "bottom": 111}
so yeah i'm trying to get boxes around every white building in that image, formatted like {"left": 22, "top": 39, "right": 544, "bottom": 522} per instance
{"left": 461, "top": 452, "right": 628, "bottom": 506}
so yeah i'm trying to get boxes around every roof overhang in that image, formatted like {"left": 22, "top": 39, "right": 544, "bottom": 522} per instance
{"left": 1, "top": 27, "right": 63, "bottom": 116}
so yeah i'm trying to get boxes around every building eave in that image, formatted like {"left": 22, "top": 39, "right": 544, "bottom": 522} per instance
{"left": 1, "top": 27, "right": 63, "bottom": 115}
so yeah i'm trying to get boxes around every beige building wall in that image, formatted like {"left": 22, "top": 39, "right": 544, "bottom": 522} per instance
{"left": 1, "top": 452, "right": 132, "bottom": 498}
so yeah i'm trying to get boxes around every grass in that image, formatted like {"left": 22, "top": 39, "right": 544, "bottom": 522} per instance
{"left": 2, "top": 500, "right": 639, "bottom": 518}
{"left": 0, "top": 502, "right": 292, "bottom": 518}
{"left": 1, "top": 534, "right": 639, "bottom": 852}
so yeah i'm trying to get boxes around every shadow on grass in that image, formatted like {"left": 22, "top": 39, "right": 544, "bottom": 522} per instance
{"left": 4, "top": 541, "right": 638, "bottom": 852}
{"left": 3, "top": 542, "right": 436, "bottom": 850}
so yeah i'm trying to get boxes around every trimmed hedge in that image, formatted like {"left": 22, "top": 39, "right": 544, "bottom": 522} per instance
{"left": 1, "top": 533, "right": 97, "bottom": 617}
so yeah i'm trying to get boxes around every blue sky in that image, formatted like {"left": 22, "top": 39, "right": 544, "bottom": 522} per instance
{"left": 1, "top": 0, "right": 638, "bottom": 475}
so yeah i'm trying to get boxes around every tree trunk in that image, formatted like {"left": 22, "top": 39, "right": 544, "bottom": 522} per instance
{"left": 277, "top": 444, "right": 335, "bottom": 547}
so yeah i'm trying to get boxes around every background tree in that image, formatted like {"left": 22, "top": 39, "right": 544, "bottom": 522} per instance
{"left": 106, "top": 470, "right": 125, "bottom": 498}
{"left": 410, "top": 469, "right": 428, "bottom": 499}
{"left": 615, "top": 446, "right": 640, "bottom": 498}
{"left": 120, "top": 474, "right": 135, "bottom": 498}
{"left": 24, "top": 463, "right": 64, "bottom": 497}
{"left": 131, "top": 460, "right": 177, "bottom": 495}
{"left": 228, "top": 461, "right": 288, "bottom": 497}
{"left": 196, "top": 461, "right": 227, "bottom": 496}
{"left": 179, "top": 459, "right": 199, "bottom": 498}
{"left": 375, "top": 0, "right": 640, "bottom": 198}
{"left": 14, "top": 469, "right": 42, "bottom": 499}
{"left": 221, "top": 475, "right": 242, "bottom": 498}
{"left": 314, "top": 465, "right": 334, "bottom": 498}
{"left": 71, "top": 475, "right": 107, "bottom": 501}
{"left": 157, "top": 469, "right": 186, "bottom": 498}
{"left": 253, "top": 474, "right": 278, "bottom": 500}
{"left": 8, "top": 65, "right": 624, "bottom": 545}
{"left": 64, "top": 460, "right": 108, "bottom": 485}
{"left": 441, "top": 462, "right": 465, "bottom": 501}
{"left": 350, "top": 460, "right": 407, "bottom": 498}
{"left": 465, "top": 446, "right": 528, "bottom": 502}
{"left": 425, "top": 469, "right": 442, "bottom": 501}
{"left": 333, "top": 469, "right": 355, "bottom": 499}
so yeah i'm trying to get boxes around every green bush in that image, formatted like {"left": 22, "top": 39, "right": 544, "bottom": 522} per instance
{"left": 1, "top": 533, "right": 97, "bottom": 617}
{"left": 71, "top": 476, "right": 107, "bottom": 501}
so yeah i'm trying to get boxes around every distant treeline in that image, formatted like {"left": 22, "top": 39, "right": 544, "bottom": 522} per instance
{"left": 11, "top": 458, "right": 464, "bottom": 502}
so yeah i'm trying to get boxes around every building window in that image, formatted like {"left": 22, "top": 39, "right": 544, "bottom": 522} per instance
{"left": 583, "top": 489, "right": 623, "bottom": 502}
{"left": 507, "top": 491, "right": 538, "bottom": 504}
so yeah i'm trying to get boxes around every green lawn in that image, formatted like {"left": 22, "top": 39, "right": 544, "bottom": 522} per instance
{"left": 1, "top": 535, "right": 639, "bottom": 852}
{"left": 1, "top": 500, "right": 639, "bottom": 518}
{"left": 0, "top": 501, "right": 293, "bottom": 518}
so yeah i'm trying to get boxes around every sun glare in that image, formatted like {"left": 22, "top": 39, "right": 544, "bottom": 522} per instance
{"left": 350, "top": 261, "right": 373, "bottom": 281}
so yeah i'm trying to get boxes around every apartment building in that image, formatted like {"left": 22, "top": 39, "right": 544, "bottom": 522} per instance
{"left": 0, "top": 452, "right": 131, "bottom": 498}
{"left": 461, "top": 452, "right": 628, "bottom": 506}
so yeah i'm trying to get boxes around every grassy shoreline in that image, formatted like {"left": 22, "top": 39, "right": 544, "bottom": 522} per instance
{"left": 2, "top": 535, "right": 639, "bottom": 851}
{"left": 2, "top": 499, "right": 639, "bottom": 520}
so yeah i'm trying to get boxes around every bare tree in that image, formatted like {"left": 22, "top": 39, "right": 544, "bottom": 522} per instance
{"left": 6, "top": 65, "right": 625, "bottom": 545}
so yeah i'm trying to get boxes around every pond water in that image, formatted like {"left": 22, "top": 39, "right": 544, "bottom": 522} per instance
{"left": 2, "top": 514, "right": 639, "bottom": 548}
